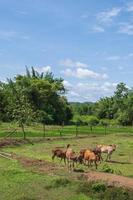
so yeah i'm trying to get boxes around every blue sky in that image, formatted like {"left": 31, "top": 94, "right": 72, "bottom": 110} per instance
{"left": 0, "top": 0, "right": 133, "bottom": 102}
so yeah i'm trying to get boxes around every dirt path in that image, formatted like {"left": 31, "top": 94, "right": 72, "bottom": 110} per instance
{"left": 84, "top": 171, "right": 133, "bottom": 190}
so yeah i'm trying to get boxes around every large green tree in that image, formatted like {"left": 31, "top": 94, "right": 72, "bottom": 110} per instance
{"left": 12, "top": 67, "right": 73, "bottom": 125}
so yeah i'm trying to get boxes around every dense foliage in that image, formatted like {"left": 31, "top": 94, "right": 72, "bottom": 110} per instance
{"left": 0, "top": 68, "right": 133, "bottom": 131}
{"left": 0, "top": 67, "right": 73, "bottom": 136}
{"left": 71, "top": 82, "right": 133, "bottom": 126}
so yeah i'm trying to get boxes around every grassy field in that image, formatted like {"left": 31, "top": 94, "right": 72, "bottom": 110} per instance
{"left": 0, "top": 122, "right": 133, "bottom": 138}
{"left": 3, "top": 134, "right": 133, "bottom": 177}
{"left": 0, "top": 124, "right": 133, "bottom": 200}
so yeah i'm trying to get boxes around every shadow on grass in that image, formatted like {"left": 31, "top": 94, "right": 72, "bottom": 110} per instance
{"left": 106, "top": 160, "right": 132, "bottom": 165}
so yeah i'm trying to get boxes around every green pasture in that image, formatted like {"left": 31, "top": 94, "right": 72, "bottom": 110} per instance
{"left": 0, "top": 123, "right": 133, "bottom": 138}
{"left": 0, "top": 123, "right": 133, "bottom": 200}
{"left": 4, "top": 134, "right": 133, "bottom": 177}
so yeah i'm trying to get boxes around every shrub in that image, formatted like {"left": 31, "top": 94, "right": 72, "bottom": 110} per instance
{"left": 101, "top": 164, "right": 122, "bottom": 175}
{"left": 102, "top": 164, "right": 114, "bottom": 173}
{"left": 77, "top": 181, "right": 133, "bottom": 200}
{"left": 92, "top": 182, "right": 106, "bottom": 193}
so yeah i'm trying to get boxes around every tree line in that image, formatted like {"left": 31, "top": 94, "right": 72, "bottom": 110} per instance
{"left": 0, "top": 67, "right": 133, "bottom": 138}
{"left": 71, "top": 82, "right": 133, "bottom": 126}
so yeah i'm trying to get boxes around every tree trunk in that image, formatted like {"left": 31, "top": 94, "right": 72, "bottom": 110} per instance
{"left": 43, "top": 124, "right": 46, "bottom": 137}
{"left": 59, "top": 126, "right": 62, "bottom": 137}
{"left": 105, "top": 126, "right": 107, "bottom": 135}
{"left": 76, "top": 125, "right": 78, "bottom": 137}
{"left": 90, "top": 126, "right": 93, "bottom": 133}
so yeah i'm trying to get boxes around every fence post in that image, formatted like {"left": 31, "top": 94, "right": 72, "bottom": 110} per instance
{"left": 90, "top": 125, "right": 93, "bottom": 134}
{"left": 59, "top": 122, "right": 64, "bottom": 137}
{"left": 43, "top": 124, "right": 46, "bottom": 137}
{"left": 76, "top": 125, "right": 78, "bottom": 137}
{"left": 104, "top": 125, "right": 107, "bottom": 135}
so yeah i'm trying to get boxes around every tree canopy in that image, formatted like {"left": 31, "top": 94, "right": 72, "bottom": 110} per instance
{"left": 0, "top": 67, "right": 73, "bottom": 128}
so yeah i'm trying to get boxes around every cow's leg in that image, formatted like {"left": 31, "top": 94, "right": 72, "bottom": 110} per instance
{"left": 59, "top": 157, "right": 62, "bottom": 162}
{"left": 94, "top": 160, "right": 97, "bottom": 169}
{"left": 52, "top": 154, "right": 55, "bottom": 161}
{"left": 88, "top": 160, "right": 90, "bottom": 167}
{"left": 100, "top": 154, "right": 103, "bottom": 162}
{"left": 106, "top": 153, "right": 109, "bottom": 161}
{"left": 109, "top": 152, "right": 112, "bottom": 161}
{"left": 64, "top": 157, "right": 66, "bottom": 165}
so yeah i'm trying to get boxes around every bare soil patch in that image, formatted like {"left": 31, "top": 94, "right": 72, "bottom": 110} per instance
{"left": 0, "top": 138, "right": 26, "bottom": 148}
{"left": 12, "top": 154, "right": 62, "bottom": 173}
{"left": 84, "top": 171, "right": 133, "bottom": 190}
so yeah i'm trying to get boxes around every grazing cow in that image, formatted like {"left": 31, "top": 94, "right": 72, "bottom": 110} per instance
{"left": 69, "top": 154, "right": 84, "bottom": 166}
{"left": 92, "top": 147, "right": 103, "bottom": 163}
{"left": 96, "top": 144, "right": 117, "bottom": 161}
{"left": 79, "top": 149, "right": 98, "bottom": 169}
{"left": 65, "top": 144, "right": 76, "bottom": 171}
{"left": 84, "top": 149, "right": 98, "bottom": 169}
{"left": 52, "top": 148, "right": 66, "bottom": 164}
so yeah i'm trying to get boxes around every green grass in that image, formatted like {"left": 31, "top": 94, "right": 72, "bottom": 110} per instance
{"left": 0, "top": 123, "right": 133, "bottom": 199}
{"left": 0, "top": 157, "right": 94, "bottom": 200}
{"left": 0, "top": 122, "right": 133, "bottom": 138}
{"left": 4, "top": 134, "right": 133, "bottom": 177}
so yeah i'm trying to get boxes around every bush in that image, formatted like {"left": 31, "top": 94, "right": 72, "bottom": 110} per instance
{"left": 92, "top": 182, "right": 106, "bottom": 193}
{"left": 104, "top": 187, "right": 133, "bottom": 200}
{"left": 77, "top": 181, "right": 133, "bottom": 200}
{"left": 81, "top": 115, "right": 99, "bottom": 126}
{"left": 99, "top": 119, "right": 109, "bottom": 126}
{"left": 102, "top": 164, "right": 114, "bottom": 173}
{"left": 101, "top": 164, "right": 122, "bottom": 175}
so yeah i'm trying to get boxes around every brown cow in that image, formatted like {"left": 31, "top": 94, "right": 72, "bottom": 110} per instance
{"left": 52, "top": 148, "right": 66, "bottom": 164}
{"left": 79, "top": 149, "right": 98, "bottom": 169}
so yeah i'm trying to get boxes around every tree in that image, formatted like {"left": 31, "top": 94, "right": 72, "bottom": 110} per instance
{"left": 13, "top": 67, "right": 73, "bottom": 125}
{"left": 8, "top": 79, "right": 35, "bottom": 139}
{"left": 96, "top": 97, "right": 115, "bottom": 119}
{"left": 114, "top": 82, "right": 129, "bottom": 110}
{"left": 0, "top": 82, "right": 9, "bottom": 121}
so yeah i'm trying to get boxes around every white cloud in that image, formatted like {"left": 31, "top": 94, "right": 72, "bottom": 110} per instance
{"left": 118, "top": 23, "right": 133, "bottom": 35}
{"left": 62, "top": 68, "right": 108, "bottom": 80}
{"left": 65, "top": 81, "right": 117, "bottom": 102}
{"left": 126, "top": 3, "right": 133, "bottom": 12}
{"left": 97, "top": 7, "right": 121, "bottom": 24}
{"left": 90, "top": 25, "right": 105, "bottom": 33}
{"left": 35, "top": 66, "right": 51, "bottom": 74}
{"left": 69, "top": 91, "right": 80, "bottom": 97}
{"left": 59, "top": 58, "right": 88, "bottom": 68}
{"left": 101, "top": 82, "right": 117, "bottom": 92}
{"left": 128, "top": 53, "right": 133, "bottom": 57}
{"left": 62, "top": 68, "right": 75, "bottom": 76}
{"left": 63, "top": 80, "right": 72, "bottom": 88}
{"left": 77, "top": 68, "right": 99, "bottom": 78}
{"left": 76, "top": 68, "right": 108, "bottom": 79}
